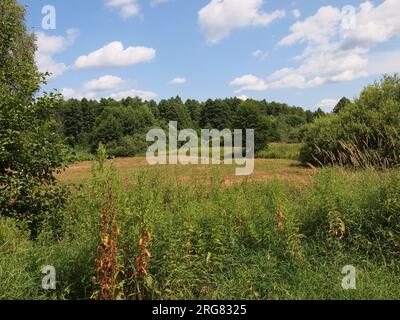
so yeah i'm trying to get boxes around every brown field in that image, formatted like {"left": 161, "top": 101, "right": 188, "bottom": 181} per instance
{"left": 56, "top": 157, "right": 316, "bottom": 186}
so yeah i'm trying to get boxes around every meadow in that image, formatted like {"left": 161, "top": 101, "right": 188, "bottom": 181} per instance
{"left": 1, "top": 0, "right": 399, "bottom": 302}
{"left": 1, "top": 146, "right": 399, "bottom": 300}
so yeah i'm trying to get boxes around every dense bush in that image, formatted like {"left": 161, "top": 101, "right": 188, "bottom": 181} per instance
{"left": 0, "top": 0, "right": 68, "bottom": 235}
{"left": 106, "top": 134, "right": 148, "bottom": 157}
{"left": 300, "top": 75, "right": 400, "bottom": 168}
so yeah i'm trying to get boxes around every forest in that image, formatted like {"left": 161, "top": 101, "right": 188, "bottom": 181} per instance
{"left": 55, "top": 95, "right": 325, "bottom": 159}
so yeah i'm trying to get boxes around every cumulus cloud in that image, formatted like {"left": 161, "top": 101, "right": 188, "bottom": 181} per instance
{"left": 231, "top": 1, "right": 400, "bottom": 92}
{"left": 109, "top": 89, "right": 157, "bottom": 100}
{"left": 341, "top": 0, "right": 400, "bottom": 49}
{"left": 74, "top": 41, "right": 156, "bottom": 69}
{"left": 198, "top": 0, "right": 285, "bottom": 44}
{"left": 83, "top": 75, "right": 124, "bottom": 92}
{"left": 236, "top": 95, "right": 249, "bottom": 101}
{"left": 279, "top": 6, "right": 341, "bottom": 46}
{"left": 35, "top": 29, "right": 78, "bottom": 79}
{"left": 61, "top": 75, "right": 156, "bottom": 101}
{"left": 61, "top": 88, "right": 97, "bottom": 100}
{"left": 105, "top": 0, "right": 140, "bottom": 18}
{"left": 229, "top": 74, "right": 268, "bottom": 92}
{"left": 169, "top": 77, "right": 187, "bottom": 85}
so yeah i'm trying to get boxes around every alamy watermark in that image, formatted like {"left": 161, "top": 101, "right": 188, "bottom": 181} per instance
{"left": 41, "top": 265, "right": 56, "bottom": 290}
{"left": 41, "top": 5, "right": 56, "bottom": 30}
{"left": 341, "top": 265, "right": 356, "bottom": 290}
{"left": 146, "top": 121, "right": 255, "bottom": 176}
{"left": 341, "top": 5, "right": 357, "bottom": 31}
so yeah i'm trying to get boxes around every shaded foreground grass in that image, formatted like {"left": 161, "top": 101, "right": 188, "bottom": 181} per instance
{"left": 1, "top": 160, "right": 399, "bottom": 300}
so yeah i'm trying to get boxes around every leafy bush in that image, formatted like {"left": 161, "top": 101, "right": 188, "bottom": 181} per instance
{"left": 300, "top": 75, "right": 400, "bottom": 168}
{"left": 257, "top": 143, "right": 302, "bottom": 160}
{"left": 106, "top": 134, "right": 148, "bottom": 157}
{"left": 0, "top": 0, "right": 68, "bottom": 235}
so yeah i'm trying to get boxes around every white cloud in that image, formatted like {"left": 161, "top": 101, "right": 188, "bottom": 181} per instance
{"left": 252, "top": 49, "right": 268, "bottom": 61}
{"left": 279, "top": 6, "right": 341, "bottom": 46}
{"left": 84, "top": 75, "right": 124, "bottom": 92}
{"left": 231, "top": 1, "right": 400, "bottom": 92}
{"left": 169, "top": 77, "right": 187, "bottom": 85}
{"left": 61, "top": 88, "right": 97, "bottom": 100}
{"left": 341, "top": 0, "right": 400, "bottom": 49}
{"left": 105, "top": 0, "right": 140, "bottom": 18}
{"left": 229, "top": 74, "right": 268, "bottom": 92}
{"left": 292, "top": 9, "right": 301, "bottom": 19}
{"left": 316, "top": 98, "right": 339, "bottom": 112}
{"left": 109, "top": 89, "right": 157, "bottom": 100}
{"left": 74, "top": 41, "right": 156, "bottom": 69}
{"left": 35, "top": 29, "right": 78, "bottom": 79}
{"left": 236, "top": 95, "right": 249, "bottom": 101}
{"left": 62, "top": 77, "right": 157, "bottom": 101}
{"left": 198, "top": 0, "right": 285, "bottom": 44}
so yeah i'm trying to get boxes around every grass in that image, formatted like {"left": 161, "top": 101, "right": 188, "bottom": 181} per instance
{"left": 257, "top": 143, "right": 303, "bottom": 161}
{"left": 56, "top": 157, "right": 314, "bottom": 186}
{"left": 1, "top": 144, "right": 399, "bottom": 300}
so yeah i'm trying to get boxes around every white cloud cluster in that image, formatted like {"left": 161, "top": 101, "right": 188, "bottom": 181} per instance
{"left": 341, "top": 0, "right": 400, "bottom": 49}
{"left": 230, "top": 74, "right": 268, "bottom": 92}
{"left": 198, "top": 0, "right": 285, "bottom": 44}
{"left": 61, "top": 88, "right": 97, "bottom": 100}
{"left": 74, "top": 41, "right": 156, "bottom": 69}
{"left": 35, "top": 29, "right": 78, "bottom": 79}
{"left": 105, "top": 0, "right": 140, "bottom": 18}
{"left": 109, "top": 89, "right": 157, "bottom": 100}
{"left": 84, "top": 75, "right": 124, "bottom": 91}
{"left": 236, "top": 95, "right": 249, "bottom": 101}
{"left": 169, "top": 77, "right": 187, "bottom": 85}
{"left": 61, "top": 75, "right": 156, "bottom": 101}
{"left": 231, "top": 0, "right": 400, "bottom": 92}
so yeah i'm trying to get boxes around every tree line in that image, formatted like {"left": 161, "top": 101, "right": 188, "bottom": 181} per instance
{"left": 55, "top": 96, "right": 326, "bottom": 157}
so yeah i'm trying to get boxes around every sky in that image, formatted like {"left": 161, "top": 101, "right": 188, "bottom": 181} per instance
{"left": 21, "top": 0, "right": 400, "bottom": 111}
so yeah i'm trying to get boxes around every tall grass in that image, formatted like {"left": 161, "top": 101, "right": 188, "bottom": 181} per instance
{"left": 0, "top": 157, "right": 399, "bottom": 299}
{"left": 257, "top": 143, "right": 302, "bottom": 160}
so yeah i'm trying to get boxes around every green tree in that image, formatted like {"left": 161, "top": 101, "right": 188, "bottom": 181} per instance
{"left": 158, "top": 97, "right": 192, "bottom": 129}
{"left": 333, "top": 97, "right": 351, "bottom": 114}
{"left": 233, "top": 100, "right": 273, "bottom": 152}
{"left": 200, "top": 99, "right": 232, "bottom": 130}
{"left": 0, "top": 0, "right": 68, "bottom": 234}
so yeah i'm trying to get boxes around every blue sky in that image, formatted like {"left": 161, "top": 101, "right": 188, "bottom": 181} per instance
{"left": 22, "top": 0, "right": 400, "bottom": 111}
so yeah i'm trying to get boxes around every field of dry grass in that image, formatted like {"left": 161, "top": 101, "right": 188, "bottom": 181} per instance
{"left": 56, "top": 157, "right": 316, "bottom": 186}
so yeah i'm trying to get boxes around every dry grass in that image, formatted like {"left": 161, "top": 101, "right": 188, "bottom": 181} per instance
{"left": 56, "top": 157, "right": 315, "bottom": 187}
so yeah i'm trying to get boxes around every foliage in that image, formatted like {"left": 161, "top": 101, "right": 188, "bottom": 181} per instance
{"left": 257, "top": 143, "right": 302, "bottom": 160}
{"left": 333, "top": 97, "right": 351, "bottom": 114}
{"left": 0, "top": 0, "right": 68, "bottom": 234}
{"left": 300, "top": 75, "right": 400, "bottom": 168}
{"left": 55, "top": 96, "right": 322, "bottom": 159}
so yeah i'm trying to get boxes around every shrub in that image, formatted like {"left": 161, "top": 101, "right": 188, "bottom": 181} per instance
{"left": 300, "top": 75, "right": 400, "bottom": 169}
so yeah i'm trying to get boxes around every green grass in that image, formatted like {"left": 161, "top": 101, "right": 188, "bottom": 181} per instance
{"left": 257, "top": 143, "right": 303, "bottom": 160}
{"left": 1, "top": 159, "right": 399, "bottom": 300}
